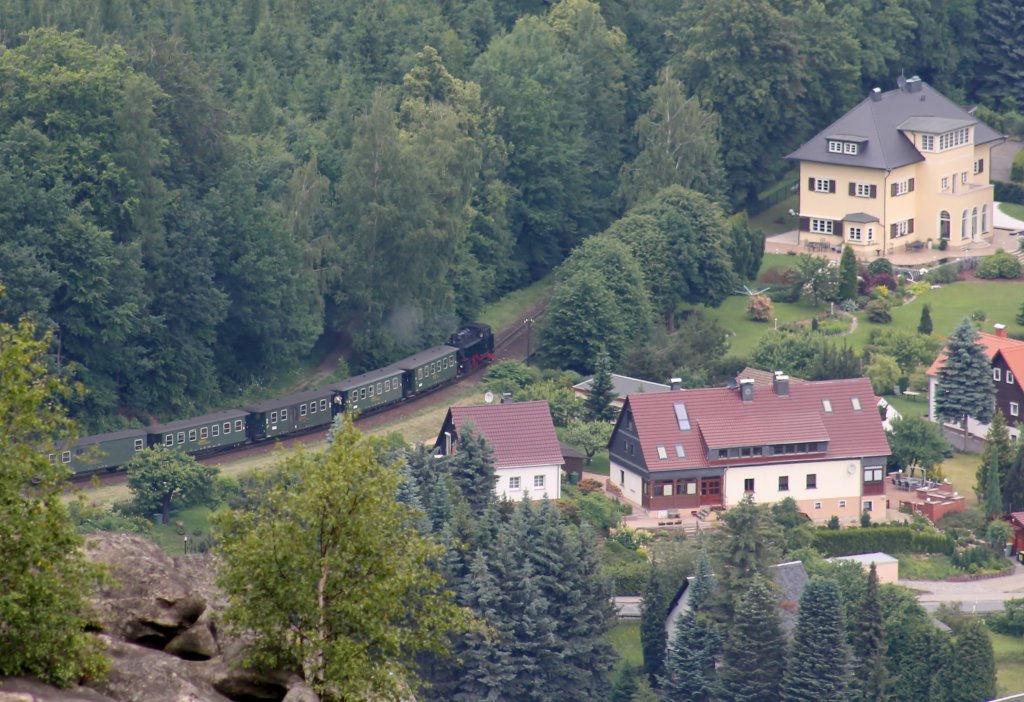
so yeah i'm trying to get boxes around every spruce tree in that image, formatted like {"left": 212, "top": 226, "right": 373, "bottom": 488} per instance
{"left": 977, "top": 408, "right": 1013, "bottom": 504}
{"left": 918, "top": 303, "right": 933, "bottom": 335}
{"left": 585, "top": 350, "right": 618, "bottom": 422}
{"left": 661, "top": 546, "right": 720, "bottom": 702}
{"left": 950, "top": 619, "right": 997, "bottom": 702}
{"left": 780, "top": 578, "right": 851, "bottom": 702}
{"left": 853, "top": 564, "right": 887, "bottom": 702}
{"left": 984, "top": 450, "right": 1005, "bottom": 520}
{"left": 714, "top": 493, "right": 782, "bottom": 617}
{"left": 717, "top": 577, "right": 785, "bottom": 702}
{"left": 839, "top": 245, "right": 858, "bottom": 301}
{"left": 1004, "top": 441, "right": 1024, "bottom": 513}
{"left": 934, "top": 317, "right": 996, "bottom": 451}
{"left": 449, "top": 423, "right": 498, "bottom": 514}
{"left": 640, "top": 559, "right": 667, "bottom": 685}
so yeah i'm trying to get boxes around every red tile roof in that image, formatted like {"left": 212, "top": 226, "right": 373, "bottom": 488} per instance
{"left": 995, "top": 347, "right": 1024, "bottom": 387}
{"left": 449, "top": 400, "right": 564, "bottom": 470}
{"left": 622, "top": 377, "right": 889, "bottom": 471}
{"left": 927, "top": 331, "right": 1024, "bottom": 376}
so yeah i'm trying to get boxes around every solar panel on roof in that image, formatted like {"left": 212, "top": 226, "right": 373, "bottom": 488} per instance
{"left": 673, "top": 402, "right": 691, "bottom": 431}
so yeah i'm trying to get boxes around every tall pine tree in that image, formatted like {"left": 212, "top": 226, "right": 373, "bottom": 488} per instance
{"left": 950, "top": 619, "right": 997, "bottom": 702}
{"left": 838, "top": 245, "right": 858, "bottom": 302}
{"left": 586, "top": 350, "right": 618, "bottom": 422}
{"left": 660, "top": 546, "right": 720, "bottom": 702}
{"left": 985, "top": 449, "right": 1004, "bottom": 519}
{"left": 852, "top": 563, "right": 887, "bottom": 702}
{"left": 780, "top": 578, "right": 851, "bottom": 702}
{"left": 978, "top": 408, "right": 1013, "bottom": 506}
{"left": 935, "top": 317, "right": 996, "bottom": 451}
{"left": 717, "top": 576, "right": 785, "bottom": 702}
{"left": 449, "top": 423, "right": 498, "bottom": 513}
{"left": 1004, "top": 441, "right": 1024, "bottom": 513}
{"left": 640, "top": 558, "right": 667, "bottom": 685}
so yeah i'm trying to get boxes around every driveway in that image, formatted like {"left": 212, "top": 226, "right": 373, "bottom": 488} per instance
{"left": 901, "top": 560, "right": 1024, "bottom": 612}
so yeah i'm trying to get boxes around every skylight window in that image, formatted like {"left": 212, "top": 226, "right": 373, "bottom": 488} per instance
{"left": 673, "top": 402, "right": 691, "bottom": 431}
{"left": 822, "top": 399, "right": 833, "bottom": 413}
{"left": 851, "top": 397, "right": 862, "bottom": 411}
{"left": 657, "top": 445, "right": 668, "bottom": 460}
{"left": 675, "top": 444, "right": 685, "bottom": 458}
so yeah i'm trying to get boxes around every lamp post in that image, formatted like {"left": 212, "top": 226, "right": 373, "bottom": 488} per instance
{"left": 183, "top": 536, "right": 188, "bottom": 555}
{"left": 524, "top": 318, "right": 534, "bottom": 364}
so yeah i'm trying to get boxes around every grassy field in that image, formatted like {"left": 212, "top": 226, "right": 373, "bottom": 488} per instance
{"left": 147, "top": 505, "right": 213, "bottom": 556}
{"left": 749, "top": 194, "right": 799, "bottom": 237}
{"left": 605, "top": 620, "right": 642, "bottom": 685}
{"left": 885, "top": 395, "right": 928, "bottom": 420}
{"left": 936, "top": 452, "right": 980, "bottom": 506}
{"left": 477, "top": 273, "right": 553, "bottom": 331}
{"left": 991, "top": 630, "right": 1024, "bottom": 697}
{"left": 999, "top": 202, "right": 1024, "bottom": 221}
{"left": 897, "top": 553, "right": 960, "bottom": 580}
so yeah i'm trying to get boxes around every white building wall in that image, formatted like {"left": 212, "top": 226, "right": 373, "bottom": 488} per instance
{"left": 496, "top": 464, "right": 562, "bottom": 501}
{"left": 609, "top": 459, "right": 645, "bottom": 506}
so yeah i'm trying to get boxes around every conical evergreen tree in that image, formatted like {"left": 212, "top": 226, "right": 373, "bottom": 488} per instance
{"left": 717, "top": 576, "right": 785, "bottom": 702}
{"left": 950, "top": 619, "right": 997, "bottom": 702}
{"left": 935, "top": 317, "right": 996, "bottom": 450}
{"left": 918, "top": 303, "right": 933, "bottom": 335}
{"left": 714, "top": 493, "right": 782, "bottom": 617}
{"left": 780, "top": 578, "right": 850, "bottom": 702}
{"left": 1004, "top": 441, "right": 1024, "bottom": 513}
{"left": 985, "top": 448, "right": 1004, "bottom": 519}
{"left": 640, "top": 558, "right": 667, "bottom": 685}
{"left": 449, "top": 423, "right": 498, "bottom": 514}
{"left": 585, "top": 350, "right": 618, "bottom": 422}
{"left": 660, "top": 546, "right": 720, "bottom": 702}
{"left": 978, "top": 408, "right": 1012, "bottom": 504}
{"left": 853, "top": 563, "right": 887, "bottom": 702}
{"left": 839, "top": 245, "right": 858, "bottom": 301}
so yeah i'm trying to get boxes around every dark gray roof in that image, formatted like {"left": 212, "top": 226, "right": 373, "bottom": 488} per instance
{"left": 243, "top": 386, "right": 338, "bottom": 413}
{"left": 331, "top": 365, "right": 404, "bottom": 392}
{"left": 898, "top": 116, "right": 975, "bottom": 133}
{"left": 845, "top": 212, "right": 880, "bottom": 223}
{"left": 394, "top": 345, "right": 458, "bottom": 370}
{"left": 74, "top": 428, "right": 148, "bottom": 447}
{"left": 559, "top": 441, "right": 586, "bottom": 460}
{"left": 148, "top": 408, "right": 249, "bottom": 434}
{"left": 788, "top": 81, "right": 1003, "bottom": 170}
{"left": 574, "top": 373, "right": 671, "bottom": 399}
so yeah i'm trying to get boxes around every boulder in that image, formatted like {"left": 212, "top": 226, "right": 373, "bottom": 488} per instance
{"left": 166, "top": 609, "right": 219, "bottom": 660}
{"left": 282, "top": 682, "right": 320, "bottom": 702}
{"left": 0, "top": 678, "right": 119, "bottom": 702}
{"left": 94, "top": 638, "right": 236, "bottom": 702}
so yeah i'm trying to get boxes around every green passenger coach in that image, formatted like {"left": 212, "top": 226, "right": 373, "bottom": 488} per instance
{"left": 243, "top": 387, "right": 341, "bottom": 441}
{"left": 332, "top": 365, "right": 405, "bottom": 416}
{"left": 398, "top": 345, "right": 459, "bottom": 395}
{"left": 55, "top": 428, "right": 149, "bottom": 476}
{"left": 148, "top": 409, "right": 250, "bottom": 454}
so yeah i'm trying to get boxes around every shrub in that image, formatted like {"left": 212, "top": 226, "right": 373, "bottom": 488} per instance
{"left": 971, "top": 309, "right": 987, "bottom": 322}
{"left": 746, "top": 294, "right": 774, "bottom": 322}
{"left": 866, "top": 299, "right": 892, "bottom": 324}
{"left": 1013, "top": 148, "right": 1024, "bottom": 182}
{"left": 988, "top": 598, "right": 1024, "bottom": 637}
{"left": 758, "top": 267, "right": 794, "bottom": 285}
{"left": 976, "top": 250, "right": 1022, "bottom": 279}
{"left": 577, "top": 477, "right": 604, "bottom": 494}
{"left": 925, "top": 264, "right": 960, "bottom": 285}
{"left": 812, "top": 526, "right": 955, "bottom": 557}
{"left": 869, "top": 273, "right": 898, "bottom": 291}
{"left": 951, "top": 544, "right": 1009, "bottom": 572}
{"left": 768, "top": 286, "right": 801, "bottom": 303}
{"left": 996, "top": 180, "right": 1024, "bottom": 205}
{"left": 603, "top": 558, "right": 651, "bottom": 596}
{"left": 827, "top": 515, "right": 840, "bottom": 530}
{"left": 939, "top": 238, "right": 949, "bottom": 251}
{"left": 867, "top": 258, "right": 893, "bottom": 276}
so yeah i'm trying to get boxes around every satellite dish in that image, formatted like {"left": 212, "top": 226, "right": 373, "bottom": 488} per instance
{"left": 847, "top": 464, "right": 857, "bottom": 475}
{"left": 484, "top": 391, "right": 495, "bottom": 404}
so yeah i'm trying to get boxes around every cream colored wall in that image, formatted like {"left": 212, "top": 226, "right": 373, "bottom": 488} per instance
{"left": 497, "top": 464, "right": 562, "bottom": 501}
{"left": 610, "top": 459, "right": 645, "bottom": 507}
{"left": 724, "top": 458, "right": 861, "bottom": 506}
{"left": 799, "top": 163, "right": 885, "bottom": 243}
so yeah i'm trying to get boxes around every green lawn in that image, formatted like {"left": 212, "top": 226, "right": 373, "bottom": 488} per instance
{"left": 605, "top": 620, "right": 642, "bottom": 685}
{"left": 991, "top": 630, "right": 1024, "bottom": 697}
{"left": 897, "top": 553, "right": 960, "bottom": 580}
{"left": 936, "top": 452, "right": 979, "bottom": 506}
{"left": 147, "top": 505, "right": 214, "bottom": 556}
{"left": 698, "top": 296, "right": 823, "bottom": 358}
{"left": 478, "top": 273, "right": 553, "bottom": 331}
{"left": 999, "top": 201, "right": 1024, "bottom": 222}
{"left": 886, "top": 395, "right": 928, "bottom": 420}
{"left": 749, "top": 194, "right": 799, "bottom": 237}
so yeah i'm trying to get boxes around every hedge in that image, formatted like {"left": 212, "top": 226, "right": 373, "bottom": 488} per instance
{"left": 1013, "top": 149, "right": 1024, "bottom": 182}
{"left": 995, "top": 180, "right": 1024, "bottom": 205}
{"left": 604, "top": 559, "right": 651, "bottom": 596}
{"left": 812, "top": 526, "right": 955, "bottom": 557}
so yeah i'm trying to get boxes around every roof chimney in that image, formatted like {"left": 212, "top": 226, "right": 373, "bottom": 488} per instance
{"left": 739, "top": 378, "right": 755, "bottom": 403}
{"left": 906, "top": 76, "right": 923, "bottom": 93}
{"left": 774, "top": 373, "right": 790, "bottom": 397}
{"left": 670, "top": 377, "right": 682, "bottom": 391}
{"left": 500, "top": 392, "right": 513, "bottom": 404}
{"left": 870, "top": 87, "right": 882, "bottom": 102}
{"left": 994, "top": 323, "right": 1007, "bottom": 338}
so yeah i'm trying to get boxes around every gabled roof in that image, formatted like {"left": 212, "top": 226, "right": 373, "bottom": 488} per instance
{"left": 926, "top": 331, "right": 1024, "bottom": 376}
{"left": 573, "top": 373, "right": 671, "bottom": 398}
{"left": 619, "top": 376, "right": 888, "bottom": 471}
{"left": 787, "top": 80, "right": 1003, "bottom": 170}
{"left": 445, "top": 400, "right": 563, "bottom": 470}
{"left": 994, "top": 347, "right": 1024, "bottom": 386}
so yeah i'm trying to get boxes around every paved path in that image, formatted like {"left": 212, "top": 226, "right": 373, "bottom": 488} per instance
{"left": 900, "top": 560, "right": 1024, "bottom": 611}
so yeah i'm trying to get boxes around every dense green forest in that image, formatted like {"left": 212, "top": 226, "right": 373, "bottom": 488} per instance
{"left": 0, "top": 0, "right": 1020, "bottom": 428}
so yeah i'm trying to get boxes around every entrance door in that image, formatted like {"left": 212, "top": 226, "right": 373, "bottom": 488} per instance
{"left": 699, "top": 478, "right": 722, "bottom": 506}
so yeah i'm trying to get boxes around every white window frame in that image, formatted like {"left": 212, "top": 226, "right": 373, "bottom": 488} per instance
{"left": 675, "top": 444, "right": 685, "bottom": 458}
{"left": 839, "top": 500, "right": 846, "bottom": 508}
{"left": 134, "top": 439, "right": 144, "bottom": 451}
{"left": 188, "top": 429, "right": 197, "bottom": 442}
{"left": 828, "top": 140, "right": 842, "bottom": 153}
{"left": 863, "top": 500, "right": 874, "bottom": 513}
{"left": 212, "top": 424, "right": 220, "bottom": 437}
{"left": 822, "top": 399, "right": 833, "bottom": 413}
{"left": 164, "top": 435, "right": 173, "bottom": 447}
{"left": 941, "top": 176, "right": 949, "bottom": 191}
{"left": 974, "top": 159, "right": 982, "bottom": 175}
{"left": 235, "top": 420, "right": 244, "bottom": 431}
{"left": 962, "top": 171, "right": 968, "bottom": 184}
{"left": 62, "top": 451, "right": 71, "bottom": 463}
{"left": 921, "top": 134, "right": 935, "bottom": 151}
{"left": 810, "top": 218, "right": 834, "bottom": 234}
{"left": 200, "top": 426, "right": 208, "bottom": 439}
{"left": 848, "top": 226, "right": 862, "bottom": 241}
{"left": 509, "top": 476, "right": 521, "bottom": 490}
{"left": 995, "top": 368, "right": 1002, "bottom": 382}
{"left": 894, "top": 220, "right": 910, "bottom": 238}
{"left": 271, "top": 411, "right": 278, "bottom": 423}
{"left": 843, "top": 142, "right": 858, "bottom": 155}
{"left": 282, "top": 408, "right": 288, "bottom": 420}
{"left": 867, "top": 227, "right": 874, "bottom": 241}
{"left": 656, "top": 445, "right": 668, "bottom": 460}
{"left": 864, "top": 467, "right": 883, "bottom": 482}
{"left": 854, "top": 183, "right": 872, "bottom": 197}
{"left": 851, "top": 397, "right": 862, "bottom": 411}
{"left": 814, "top": 178, "right": 832, "bottom": 193}
{"left": 814, "top": 502, "right": 822, "bottom": 510}
{"left": 320, "top": 399, "right": 327, "bottom": 411}
{"left": 1012, "top": 402, "right": 1020, "bottom": 417}
{"left": 534, "top": 474, "right": 545, "bottom": 489}
{"left": 177, "top": 432, "right": 185, "bottom": 444}
{"left": 223, "top": 422, "right": 231, "bottom": 434}
{"left": 894, "top": 180, "right": 910, "bottom": 196}
{"left": 1009, "top": 371, "right": 1015, "bottom": 384}
{"left": 300, "top": 404, "right": 307, "bottom": 417}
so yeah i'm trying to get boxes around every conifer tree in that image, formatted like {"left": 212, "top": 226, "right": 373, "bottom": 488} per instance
{"left": 918, "top": 303, "right": 933, "bottom": 335}
{"left": 839, "top": 245, "right": 858, "bottom": 301}
{"left": 640, "top": 558, "right": 667, "bottom": 685}
{"left": 1004, "top": 441, "right": 1024, "bottom": 513}
{"left": 780, "top": 578, "right": 851, "bottom": 702}
{"left": 985, "top": 449, "right": 1004, "bottom": 519}
{"left": 717, "top": 576, "right": 785, "bottom": 702}
{"left": 714, "top": 493, "right": 782, "bottom": 616}
{"left": 950, "top": 619, "right": 997, "bottom": 702}
{"left": 978, "top": 408, "right": 1013, "bottom": 504}
{"left": 661, "top": 546, "right": 720, "bottom": 702}
{"left": 449, "top": 423, "right": 498, "bottom": 513}
{"left": 852, "top": 564, "right": 887, "bottom": 702}
{"left": 934, "top": 317, "right": 996, "bottom": 451}
{"left": 585, "top": 350, "right": 618, "bottom": 422}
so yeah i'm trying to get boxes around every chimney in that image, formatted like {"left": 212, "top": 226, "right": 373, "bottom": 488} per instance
{"left": 994, "top": 323, "right": 1007, "bottom": 338}
{"left": 774, "top": 373, "right": 790, "bottom": 397}
{"left": 870, "top": 87, "right": 882, "bottom": 102}
{"left": 906, "top": 76, "right": 923, "bottom": 93}
{"left": 500, "top": 392, "right": 513, "bottom": 403}
{"left": 670, "top": 377, "right": 682, "bottom": 391}
{"left": 740, "top": 378, "right": 755, "bottom": 403}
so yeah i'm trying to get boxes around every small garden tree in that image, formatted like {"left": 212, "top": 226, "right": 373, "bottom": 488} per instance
{"left": 978, "top": 409, "right": 1013, "bottom": 505}
{"left": 839, "top": 245, "right": 858, "bottom": 301}
{"left": 585, "top": 351, "right": 618, "bottom": 422}
{"left": 565, "top": 419, "right": 613, "bottom": 464}
{"left": 935, "top": 317, "right": 996, "bottom": 450}
{"left": 887, "top": 416, "right": 950, "bottom": 479}
{"left": 746, "top": 293, "right": 774, "bottom": 322}
{"left": 126, "top": 446, "right": 219, "bottom": 524}
{"left": 918, "top": 304, "right": 933, "bottom": 335}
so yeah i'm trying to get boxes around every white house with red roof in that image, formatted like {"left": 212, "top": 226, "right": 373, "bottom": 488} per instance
{"left": 608, "top": 374, "right": 890, "bottom": 523}
{"left": 927, "top": 324, "right": 1024, "bottom": 441}
{"left": 434, "top": 400, "right": 564, "bottom": 500}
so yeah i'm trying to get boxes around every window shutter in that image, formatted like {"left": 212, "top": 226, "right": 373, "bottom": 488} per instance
{"left": 908, "top": 219, "right": 915, "bottom": 234}
{"left": 808, "top": 177, "right": 815, "bottom": 191}
{"left": 979, "top": 159, "right": 985, "bottom": 174}
{"left": 829, "top": 180, "right": 836, "bottom": 193}
{"left": 835, "top": 221, "right": 843, "bottom": 237}
{"left": 870, "top": 184, "right": 877, "bottom": 198}
{"left": 849, "top": 182, "right": 856, "bottom": 196}
{"left": 891, "top": 183, "right": 898, "bottom": 197}
{"left": 799, "top": 217, "right": 810, "bottom": 232}
{"left": 908, "top": 178, "right": 915, "bottom": 192}
{"left": 891, "top": 223, "right": 898, "bottom": 237}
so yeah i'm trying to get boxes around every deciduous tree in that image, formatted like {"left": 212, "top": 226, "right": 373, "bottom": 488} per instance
{"left": 126, "top": 446, "right": 219, "bottom": 524}
{"left": 935, "top": 317, "right": 996, "bottom": 450}
{"left": 887, "top": 416, "right": 950, "bottom": 478}
{"left": 565, "top": 419, "right": 613, "bottom": 464}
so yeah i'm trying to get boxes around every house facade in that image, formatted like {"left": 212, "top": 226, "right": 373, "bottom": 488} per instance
{"left": 608, "top": 374, "right": 890, "bottom": 523}
{"left": 787, "top": 76, "right": 1003, "bottom": 255}
{"left": 927, "top": 324, "right": 1024, "bottom": 441}
{"left": 434, "top": 400, "right": 563, "bottom": 501}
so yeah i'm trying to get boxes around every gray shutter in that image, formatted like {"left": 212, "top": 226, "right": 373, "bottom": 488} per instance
{"left": 808, "top": 177, "right": 815, "bottom": 191}
{"left": 799, "top": 217, "right": 810, "bottom": 232}
{"left": 891, "top": 223, "right": 898, "bottom": 237}
{"left": 908, "top": 219, "right": 914, "bottom": 234}
{"left": 829, "top": 180, "right": 836, "bottom": 193}
{"left": 908, "top": 178, "right": 915, "bottom": 192}
{"left": 870, "top": 185, "right": 877, "bottom": 198}
{"left": 835, "top": 221, "right": 843, "bottom": 237}
{"left": 849, "top": 182, "right": 856, "bottom": 196}
{"left": 979, "top": 159, "right": 985, "bottom": 174}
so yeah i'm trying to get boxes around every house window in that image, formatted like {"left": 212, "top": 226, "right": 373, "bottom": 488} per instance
{"left": 893, "top": 179, "right": 911, "bottom": 196}
{"left": 164, "top": 435, "right": 173, "bottom": 447}
{"left": 810, "top": 218, "right": 834, "bottom": 234}
{"left": 686, "top": 480, "right": 697, "bottom": 494}
{"left": 891, "top": 219, "right": 912, "bottom": 238}
{"left": 848, "top": 226, "right": 862, "bottom": 241}
{"left": 867, "top": 227, "right": 874, "bottom": 241}
{"left": 807, "top": 474, "right": 817, "bottom": 489}
{"left": 941, "top": 176, "right": 949, "bottom": 190}
{"left": 982, "top": 205, "right": 988, "bottom": 233}
{"left": 673, "top": 402, "right": 691, "bottom": 431}
{"left": 843, "top": 142, "right": 858, "bottom": 155}
{"left": 921, "top": 134, "right": 935, "bottom": 151}
{"left": 839, "top": 500, "right": 846, "bottom": 508}
{"left": 863, "top": 500, "right": 874, "bottom": 513}
{"left": 657, "top": 445, "right": 668, "bottom": 460}
{"left": 814, "top": 178, "right": 834, "bottom": 193}
{"left": 534, "top": 475, "right": 545, "bottom": 489}
{"left": 995, "top": 368, "right": 1003, "bottom": 382}
{"left": 962, "top": 171, "right": 968, "bottom": 184}
{"left": 974, "top": 159, "right": 984, "bottom": 175}
{"left": 1012, "top": 402, "right": 1020, "bottom": 417}
{"left": 675, "top": 444, "right": 685, "bottom": 458}
{"left": 973, "top": 207, "right": 978, "bottom": 237}
{"left": 509, "top": 476, "right": 521, "bottom": 490}
{"left": 814, "top": 502, "right": 822, "bottom": 510}
{"left": 779, "top": 475, "right": 789, "bottom": 491}
{"left": 744, "top": 478, "right": 755, "bottom": 493}
{"left": 851, "top": 397, "right": 862, "bottom": 411}
{"left": 134, "top": 439, "right": 144, "bottom": 451}
{"left": 1009, "top": 371, "right": 1015, "bottom": 384}
{"left": 865, "top": 467, "right": 883, "bottom": 482}
{"left": 828, "top": 140, "right": 843, "bottom": 153}
{"left": 854, "top": 183, "right": 873, "bottom": 198}
{"left": 822, "top": 399, "right": 833, "bottom": 413}
{"left": 962, "top": 209, "right": 969, "bottom": 239}
{"left": 939, "top": 127, "right": 970, "bottom": 150}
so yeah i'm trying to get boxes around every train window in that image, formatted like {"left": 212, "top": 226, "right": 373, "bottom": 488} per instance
{"left": 384, "top": 379, "right": 390, "bottom": 392}
{"left": 376, "top": 382, "right": 382, "bottom": 394}
{"left": 62, "top": 451, "right": 71, "bottom": 463}
{"left": 200, "top": 427, "right": 209, "bottom": 439}
{"left": 300, "top": 404, "right": 307, "bottom": 417}
{"left": 177, "top": 432, "right": 185, "bottom": 444}
{"left": 320, "top": 399, "right": 327, "bottom": 411}
{"left": 417, "top": 368, "right": 422, "bottom": 380}
{"left": 310, "top": 402, "right": 317, "bottom": 413}
{"left": 449, "top": 355, "right": 455, "bottom": 367}
{"left": 188, "top": 429, "right": 197, "bottom": 442}
{"left": 164, "top": 435, "right": 173, "bottom": 447}
{"left": 368, "top": 384, "right": 374, "bottom": 398}
{"left": 360, "top": 387, "right": 367, "bottom": 399}
{"left": 281, "top": 409, "right": 288, "bottom": 420}
{"left": 271, "top": 411, "right": 278, "bottom": 423}
{"left": 235, "top": 420, "right": 244, "bottom": 431}
{"left": 134, "top": 439, "right": 144, "bottom": 451}
{"left": 212, "top": 424, "right": 220, "bottom": 437}
{"left": 223, "top": 422, "right": 231, "bottom": 434}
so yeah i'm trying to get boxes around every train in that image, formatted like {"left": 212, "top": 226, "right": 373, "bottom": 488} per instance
{"left": 55, "top": 323, "right": 494, "bottom": 476}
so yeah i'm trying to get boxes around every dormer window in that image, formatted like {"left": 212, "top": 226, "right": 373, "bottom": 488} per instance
{"left": 843, "top": 142, "right": 858, "bottom": 155}
{"left": 921, "top": 134, "right": 935, "bottom": 151}
{"left": 828, "top": 140, "right": 859, "bottom": 155}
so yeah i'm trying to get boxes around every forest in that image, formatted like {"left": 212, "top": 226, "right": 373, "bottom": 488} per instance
{"left": 0, "top": 0, "right": 1021, "bottom": 428}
